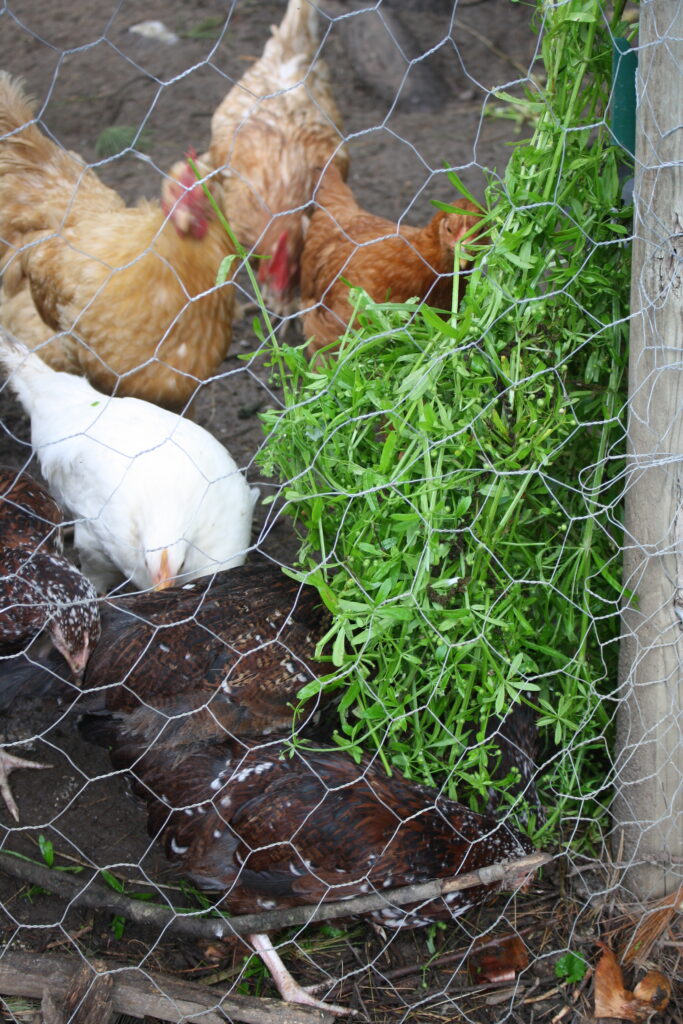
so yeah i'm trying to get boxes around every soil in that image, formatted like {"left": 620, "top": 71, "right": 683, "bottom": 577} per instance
{"left": 0, "top": 3, "right": 628, "bottom": 1022}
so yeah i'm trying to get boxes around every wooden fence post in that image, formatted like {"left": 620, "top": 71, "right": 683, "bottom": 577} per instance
{"left": 615, "top": 0, "right": 683, "bottom": 899}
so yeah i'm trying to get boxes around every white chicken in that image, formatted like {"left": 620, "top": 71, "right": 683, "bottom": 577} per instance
{"left": 0, "top": 331, "right": 259, "bottom": 593}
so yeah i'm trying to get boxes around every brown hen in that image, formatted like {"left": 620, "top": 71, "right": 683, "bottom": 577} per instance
{"left": 81, "top": 654, "right": 539, "bottom": 1015}
{"left": 0, "top": 74, "right": 234, "bottom": 411}
{"left": 201, "top": 0, "right": 348, "bottom": 315}
{"left": 301, "top": 162, "right": 485, "bottom": 359}
{"left": 77, "top": 561, "right": 334, "bottom": 749}
{"left": 82, "top": 735, "right": 537, "bottom": 1014}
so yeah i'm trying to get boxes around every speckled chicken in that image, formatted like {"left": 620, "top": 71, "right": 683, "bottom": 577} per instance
{"left": 0, "top": 466, "right": 100, "bottom": 819}
{"left": 82, "top": 683, "right": 538, "bottom": 1013}
{"left": 0, "top": 466, "right": 100, "bottom": 676}
{"left": 0, "top": 464, "right": 63, "bottom": 549}
{"left": 75, "top": 561, "right": 334, "bottom": 749}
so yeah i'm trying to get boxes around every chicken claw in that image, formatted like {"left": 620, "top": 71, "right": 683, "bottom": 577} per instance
{"left": 0, "top": 748, "right": 50, "bottom": 821}
{"left": 248, "top": 933, "right": 357, "bottom": 1017}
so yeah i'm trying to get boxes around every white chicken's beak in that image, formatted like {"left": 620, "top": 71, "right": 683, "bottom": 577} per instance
{"left": 152, "top": 549, "right": 175, "bottom": 591}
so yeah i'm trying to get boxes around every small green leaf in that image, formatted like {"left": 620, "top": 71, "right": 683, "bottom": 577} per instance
{"left": 378, "top": 430, "right": 398, "bottom": 475}
{"left": 38, "top": 835, "right": 54, "bottom": 868}
{"left": 216, "top": 255, "right": 239, "bottom": 286}
{"left": 555, "top": 951, "right": 587, "bottom": 983}
{"left": 181, "top": 15, "right": 225, "bottom": 39}
{"left": 331, "top": 628, "right": 346, "bottom": 667}
{"left": 441, "top": 165, "right": 480, "bottom": 207}
{"left": 95, "top": 125, "right": 151, "bottom": 158}
{"left": 100, "top": 869, "right": 125, "bottom": 893}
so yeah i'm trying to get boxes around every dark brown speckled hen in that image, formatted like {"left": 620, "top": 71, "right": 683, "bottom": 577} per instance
{"left": 142, "top": 743, "right": 536, "bottom": 922}
{"left": 0, "top": 465, "right": 64, "bottom": 547}
{"left": 77, "top": 561, "right": 335, "bottom": 748}
{"left": 0, "top": 466, "right": 100, "bottom": 819}
{"left": 82, "top": 695, "right": 538, "bottom": 1014}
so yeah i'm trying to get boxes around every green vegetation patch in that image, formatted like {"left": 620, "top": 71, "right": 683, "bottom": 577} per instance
{"left": 257, "top": 0, "right": 634, "bottom": 849}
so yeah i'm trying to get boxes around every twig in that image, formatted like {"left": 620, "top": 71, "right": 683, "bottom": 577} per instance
{"left": 523, "top": 984, "right": 562, "bottom": 1004}
{"left": 454, "top": 21, "right": 539, "bottom": 82}
{"left": 0, "top": 951, "right": 331, "bottom": 1024}
{"left": 380, "top": 926, "right": 536, "bottom": 982}
{"left": 45, "top": 924, "right": 93, "bottom": 951}
{"left": 0, "top": 850, "right": 550, "bottom": 941}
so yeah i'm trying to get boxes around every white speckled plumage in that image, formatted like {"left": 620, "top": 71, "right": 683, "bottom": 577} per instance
{"left": 0, "top": 466, "right": 101, "bottom": 820}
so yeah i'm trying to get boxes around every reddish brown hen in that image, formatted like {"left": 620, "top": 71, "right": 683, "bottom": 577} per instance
{"left": 82, "top": 675, "right": 538, "bottom": 1014}
{"left": 301, "top": 163, "right": 485, "bottom": 359}
{"left": 87, "top": 739, "right": 536, "bottom": 1014}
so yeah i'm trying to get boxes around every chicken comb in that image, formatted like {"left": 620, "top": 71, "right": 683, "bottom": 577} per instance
{"left": 259, "top": 229, "right": 290, "bottom": 292}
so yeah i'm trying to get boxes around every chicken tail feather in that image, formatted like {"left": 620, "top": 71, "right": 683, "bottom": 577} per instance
{"left": 271, "top": 0, "right": 319, "bottom": 52}
{"left": 0, "top": 73, "right": 57, "bottom": 176}
{"left": 0, "top": 327, "right": 55, "bottom": 410}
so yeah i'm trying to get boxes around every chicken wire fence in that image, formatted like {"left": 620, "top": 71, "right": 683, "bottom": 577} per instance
{"left": 0, "top": 0, "right": 681, "bottom": 1021}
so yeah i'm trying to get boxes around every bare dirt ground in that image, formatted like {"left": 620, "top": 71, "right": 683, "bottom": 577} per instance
{"left": 0, "top": 2, "right": 612, "bottom": 1021}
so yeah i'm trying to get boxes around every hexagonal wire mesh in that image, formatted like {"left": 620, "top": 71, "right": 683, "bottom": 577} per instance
{"left": 0, "top": 0, "right": 681, "bottom": 1022}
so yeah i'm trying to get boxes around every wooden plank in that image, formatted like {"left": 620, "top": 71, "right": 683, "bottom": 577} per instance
{"left": 0, "top": 951, "right": 333, "bottom": 1024}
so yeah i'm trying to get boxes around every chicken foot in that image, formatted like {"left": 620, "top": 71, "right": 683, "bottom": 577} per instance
{"left": 248, "top": 932, "right": 357, "bottom": 1017}
{"left": 0, "top": 748, "right": 49, "bottom": 821}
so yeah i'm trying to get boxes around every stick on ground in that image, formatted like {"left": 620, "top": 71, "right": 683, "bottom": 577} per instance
{"left": 0, "top": 849, "right": 550, "bottom": 940}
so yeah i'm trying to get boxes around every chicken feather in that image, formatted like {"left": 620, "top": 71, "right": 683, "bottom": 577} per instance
{"left": 0, "top": 331, "right": 259, "bottom": 593}
{"left": 0, "top": 73, "right": 234, "bottom": 411}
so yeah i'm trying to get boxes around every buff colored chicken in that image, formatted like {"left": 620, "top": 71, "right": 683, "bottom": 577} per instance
{"left": 301, "top": 163, "right": 485, "bottom": 359}
{"left": 0, "top": 331, "right": 259, "bottom": 594}
{"left": 0, "top": 73, "right": 234, "bottom": 412}
{"left": 201, "top": 0, "right": 348, "bottom": 315}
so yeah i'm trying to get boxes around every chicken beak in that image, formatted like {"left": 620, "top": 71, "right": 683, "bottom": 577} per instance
{"left": 57, "top": 632, "right": 96, "bottom": 684}
{"left": 65, "top": 646, "right": 88, "bottom": 685}
{"left": 152, "top": 548, "right": 175, "bottom": 591}
{"left": 171, "top": 203, "right": 193, "bottom": 236}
